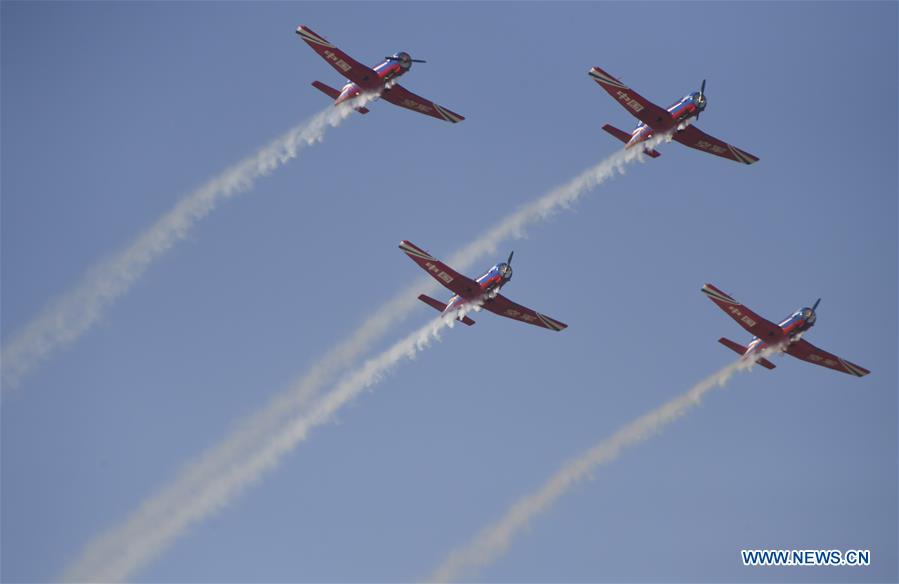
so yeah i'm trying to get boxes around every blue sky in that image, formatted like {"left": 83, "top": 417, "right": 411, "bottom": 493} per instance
{"left": 2, "top": 2, "right": 896, "bottom": 582}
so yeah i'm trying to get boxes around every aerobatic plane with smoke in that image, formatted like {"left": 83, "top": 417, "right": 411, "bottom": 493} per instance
{"left": 296, "top": 25, "right": 465, "bottom": 123}
{"left": 589, "top": 66, "right": 758, "bottom": 164}
{"left": 701, "top": 283, "right": 869, "bottom": 376}
{"left": 399, "top": 241, "right": 567, "bottom": 331}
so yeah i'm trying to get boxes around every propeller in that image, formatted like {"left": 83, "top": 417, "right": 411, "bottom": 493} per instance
{"left": 385, "top": 55, "right": 427, "bottom": 63}
{"left": 812, "top": 298, "right": 821, "bottom": 311}
{"left": 506, "top": 251, "right": 514, "bottom": 265}
{"left": 696, "top": 79, "right": 707, "bottom": 120}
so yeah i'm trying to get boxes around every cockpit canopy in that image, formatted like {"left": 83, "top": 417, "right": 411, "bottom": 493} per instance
{"left": 389, "top": 51, "right": 413, "bottom": 69}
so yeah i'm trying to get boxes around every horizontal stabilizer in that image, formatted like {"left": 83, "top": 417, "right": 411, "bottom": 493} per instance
{"left": 602, "top": 123, "right": 631, "bottom": 144}
{"left": 311, "top": 80, "right": 340, "bottom": 100}
{"left": 718, "top": 337, "right": 775, "bottom": 370}
{"left": 756, "top": 357, "right": 777, "bottom": 370}
{"left": 418, "top": 294, "right": 446, "bottom": 312}
{"left": 601, "top": 124, "right": 659, "bottom": 158}
{"left": 718, "top": 337, "right": 747, "bottom": 356}
{"left": 312, "top": 81, "right": 369, "bottom": 114}
{"left": 417, "top": 294, "right": 474, "bottom": 326}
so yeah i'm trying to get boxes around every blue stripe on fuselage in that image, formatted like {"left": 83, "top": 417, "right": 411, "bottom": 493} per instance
{"left": 373, "top": 60, "right": 405, "bottom": 81}
{"left": 667, "top": 96, "right": 696, "bottom": 120}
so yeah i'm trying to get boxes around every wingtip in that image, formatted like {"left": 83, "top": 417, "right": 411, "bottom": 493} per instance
{"left": 840, "top": 359, "right": 871, "bottom": 378}
{"left": 742, "top": 154, "right": 760, "bottom": 165}
{"left": 726, "top": 144, "right": 760, "bottom": 165}
{"left": 295, "top": 25, "right": 333, "bottom": 47}
{"left": 433, "top": 103, "right": 465, "bottom": 124}
{"left": 399, "top": 240, "right": 434, "bottom": 261}
{"left": 587, "top": 66, "right": 626, "bottom": 89}
{"left": 701, "top": 284, "right": 738, "bottom": 305}
{"left": 536, "top": 313, "right": 568, "bottom": 332}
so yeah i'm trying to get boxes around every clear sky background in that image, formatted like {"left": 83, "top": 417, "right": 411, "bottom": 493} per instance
{"left": 2, "top": 2, "right": 896, "bottom": 582}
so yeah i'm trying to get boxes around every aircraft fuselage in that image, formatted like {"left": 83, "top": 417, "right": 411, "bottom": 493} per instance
{"left": 334, "top": 52, "right": 412, "bottom": 105}
{"left": 745, "top": 307, "right": 817, "bottom": 356}
{"left": 626, "top": 92, "right": 707, "bottom": 148}
{"left": 443, "top": 263, "right": 513, "bottom": 315}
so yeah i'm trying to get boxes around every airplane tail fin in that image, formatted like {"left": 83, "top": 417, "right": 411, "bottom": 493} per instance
{"left": 718, "top": 337, "right": 776, "bottom": 369}
{"left": 311, "top": 81, "right": 369, "bottom": 114}
{"left": 602, "top": 124, "right": 660, "bottom": 158}
{"left": 418, "top": 294, "right": 475, "bottom": 326}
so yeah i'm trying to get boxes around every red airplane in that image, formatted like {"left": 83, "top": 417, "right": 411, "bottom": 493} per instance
{"left": 589, "top": 66, "right": 758, "bottom": 164}
{"left": 399, "top": 241, "right": 567, "bottom": 331}
{"left": 702, "top": 284, "right": 869, "bottom": 377}
{"left": 295, "top": 25, "right": 464, "bottom": 123}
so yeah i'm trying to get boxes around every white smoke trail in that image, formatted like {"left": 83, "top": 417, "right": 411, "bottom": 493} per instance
{"left": 62, "top": 306, "right": 470, "bottom": 582}
{"left": 62, "top": 130, "right": 679, "bottom": 581}
{"left": 1, "top": 97, "right": 375, "bottom": 391}
{"left": 443, "top": 128, "right": 683, "bottom": 269}
{"left": 428, "top": 349, "right": 775, "bottom": 582}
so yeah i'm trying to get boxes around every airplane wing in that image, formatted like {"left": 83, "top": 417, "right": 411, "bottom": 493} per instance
{"left": 382, "top": 83, "right": 465, "bottom": 123}
{"left": 785, "top": 339, "right": 870, "bottom": 377}
{"left": 399, "top": 241, "right": 481, "bottom": 298}
{"left": 701, "top": 284, "right": 783, "bottom": 341}
{"left": 672, "top": 125, "right": 759, "bottom": 165}
{"left": 483, "top": 294, "right": 568, "bottom": 331}
{"left": 296, "top": 26, "right": 380, "bottom": 88}
{"left": 588, "top": 66, "right": 672, "bottom": 129}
